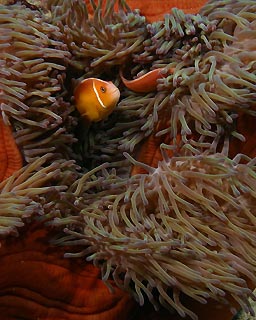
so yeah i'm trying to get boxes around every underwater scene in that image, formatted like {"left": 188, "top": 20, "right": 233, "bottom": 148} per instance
{"left": 0, "top": 0, "right": 256, "bottom": 319}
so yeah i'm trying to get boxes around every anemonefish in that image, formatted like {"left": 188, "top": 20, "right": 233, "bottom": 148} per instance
{"left": 74, "top": 78, "right": 120, "bottom": 122}
{"left": 120, "top": 67, "right": 175, "bottom": 93}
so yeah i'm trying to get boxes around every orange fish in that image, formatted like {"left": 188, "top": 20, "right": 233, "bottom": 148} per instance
{"left": 74, "top": 78, "right": 120, "bottom": 122}
{"left": 120, "top": 67, "right": 175, "bottom": 93}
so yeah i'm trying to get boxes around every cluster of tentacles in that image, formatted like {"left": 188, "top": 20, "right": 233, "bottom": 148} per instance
{"left": 0, "top": 0, "right": 256, "bottom": 319}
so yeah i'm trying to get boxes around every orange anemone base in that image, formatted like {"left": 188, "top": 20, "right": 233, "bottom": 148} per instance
{"left": 0, "top": 223, "right": 136, "bottom": 320}
{"left": 0, "top": 116, "right": 23, "bottom": 182}
{"left": 0, "top": 223, "right": 239, "bottom": 320}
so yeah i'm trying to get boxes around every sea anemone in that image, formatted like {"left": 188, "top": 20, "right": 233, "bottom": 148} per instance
{"left": 0, "top": 117, "right": 23, "bottom": 181}
{"left": 85, "top": 0, "right": 256, "bottom": 173}
{"left": 0, "top": 0, "right": 81, "bottom": 236}
{"left": 0, "top": 1, "right": 75, "bottom": 162}
{"left": 54, "top": 150, "right": 256, "bottom": 320}
{"left": 0, "top": 0, "right": 256, "bottom": 319}
{"left": 52, "top": 1, "right": 256, "bottom": 319}
{"left": 46, "top": 0, "right": 147, "bottom": 74}
{"left": 0, "top": 152, "right": 78, "bottom": 237}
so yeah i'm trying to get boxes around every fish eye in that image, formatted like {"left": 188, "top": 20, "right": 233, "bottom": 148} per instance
{"left": 100, "top": 86, "right": 106, "bottom": 93}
